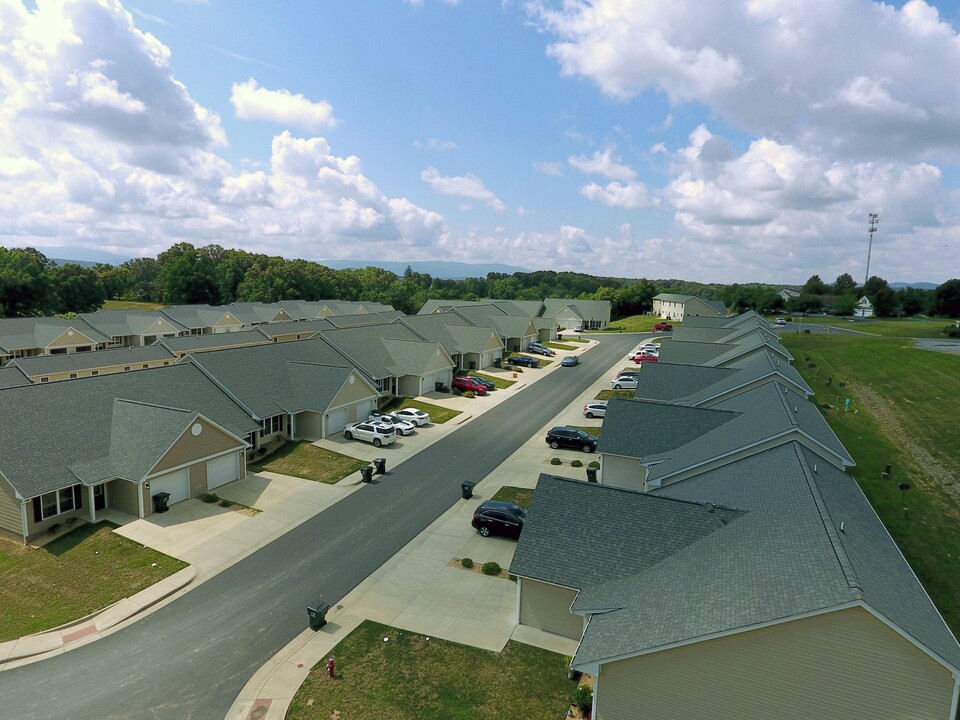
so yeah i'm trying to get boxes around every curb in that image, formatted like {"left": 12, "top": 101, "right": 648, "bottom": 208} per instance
{"left": 0, "top": 565, "right": 196, "bottom": 668}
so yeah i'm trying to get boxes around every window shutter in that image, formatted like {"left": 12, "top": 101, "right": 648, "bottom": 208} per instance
{"left": 32, "top": 497, "right": 42, "bottom": 523}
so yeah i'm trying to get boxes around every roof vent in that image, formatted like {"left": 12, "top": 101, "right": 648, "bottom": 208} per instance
{"left": 814, "top": 463, "right": 818, "bottom": 473}
{"left": 794, "top": 406, "right": 798, "bottom": 413}
{"left": 704, "top": 502, "right": 715, "bottom": 513}
{"left": 840, "top": 521, "right": 845, "bottom": 533}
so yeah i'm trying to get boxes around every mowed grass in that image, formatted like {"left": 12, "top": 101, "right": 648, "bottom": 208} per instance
{"left": 248, "top": 442, "right": 369, "bottom": 484}
{"left": 382, "top": 398, "right": 461, "bottom": 424}
{"left": 545, "top": 341, "right": 577, "bottom": 351}
{"left": 783, "top": 332, "right": 960, "bottom": 633}
{"left": 492, "top": 486, "right": 535, "bottom": 509}
{"left": 102, "top": 299, "right": 165, "bottom": 311}
{"left": 605, "top": 315, "right": 671, "bottom": 332}
{"left": 288, "top": 620, "right": 578, "bottom": 720}
{"left": 472, "top": 372, "right": 516, "bottom": 390}
{"left": 0, "top": 522, "right": 187, "bottom": 641}
{"left": 595, "top": 389, "right": 635, "bottom": 401}
{"left": 777, "top": 316, "right": 954, "bottom": 338}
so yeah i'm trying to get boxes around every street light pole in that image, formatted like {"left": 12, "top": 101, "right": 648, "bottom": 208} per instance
{"left": 864, "top": 213, "right": 879, "bottom": 289}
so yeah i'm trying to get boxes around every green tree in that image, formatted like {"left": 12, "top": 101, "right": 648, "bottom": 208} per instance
{"left": 120, "top": 257, "right": 161, "bottom": 302}
{"left": 898, "top": 287, "right": 932, "bottom": 317}
{"left": 802, "top": 275, "right": 828, "bottom": 295}
{"left": 934, "top": 279, "right": 960, "bottom": 317}
{"left": 863, "top": 275, "right": 889, "bottom": 297}
{"left": 832, "top": 293, "right": 858, "bottom": 316}
{"left": 872, "top": 286, "right": 899, "bottom": 317}
{"left": 0, "top": 247, "right": 53, "bottom": 316}
{"left": 157, "top": 243, "right": 218, "bottom": 305}
{"left": 833, "top": 273, "right": 857, "bottom": 294}
{"left": 50, "top": 263, "right": 106, "bottom": 313}
{"left": 95, "top": 263, "right": 132, "bottom": 300}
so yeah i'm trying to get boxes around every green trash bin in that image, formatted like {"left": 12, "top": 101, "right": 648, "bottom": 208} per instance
{"left": 307, "top": 600, "right": 331, "bottom": 630}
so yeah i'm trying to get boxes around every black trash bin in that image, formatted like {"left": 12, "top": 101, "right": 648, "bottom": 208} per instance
{"left": 360, "top": 465, "right": 374, "bottom": 483}
{"left": 493, "top": 357, "right": 502, "bottom": 367}
{"left": 461, "top": 480, "right": 477, "bottom": 500}
{"left": 557, "top": 333, "right": 563, "bottom": 341}
{"left": 435, "top": 381, "right": 444, "bottom": 392}
{"left": 469, "top": 361, "right": 476, "bottom": 370}
{"left": 152, "top": 491, "right": 171, "bottom": 514}
{"left": 373, "top": 457, "right": 386, "bottom": 475}
{"left": 307, "top": 600, "right": 331, "bottom": 630}
{"left": 586, "top": 467, "right": 598, "bottom": 483}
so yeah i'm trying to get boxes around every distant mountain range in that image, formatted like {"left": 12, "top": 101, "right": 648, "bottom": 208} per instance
{"left": 320, "top": 259, "right": 531, "bottom": 279}
{"left": 890, "top": 281, "right": 939, "bottom": 290}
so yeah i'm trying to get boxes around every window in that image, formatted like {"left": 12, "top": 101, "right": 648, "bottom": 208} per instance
{"left": 163, "top": 362, "right": 169, "bottom": 366}
{"left": 91, "top": 370, "right": 99, "bottom": 376}
{"left": 142, "top": 364, "right": 149, "bottom": 369}
{"left": 69, "top": 373, "right": 77, "bottom": 379}
{"left": 124, "top": 366, "right": 131, "bottom": 371}
{"left": 40, "top": 377, "right": 49, "bottom": 383}
{"left": 33, "top": 486, "right": 82, "bottom": 522}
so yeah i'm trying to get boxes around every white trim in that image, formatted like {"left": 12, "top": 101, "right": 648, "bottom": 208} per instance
{"left": 859, "top": 603, "right": 960, "bottom": 677}
{"left": 950, "top": 680, "right": 959, "bottom": 720}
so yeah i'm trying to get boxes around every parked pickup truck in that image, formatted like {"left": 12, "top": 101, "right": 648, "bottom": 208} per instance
{"left": 343, "top": 420, "right": 396, "bottom": 447}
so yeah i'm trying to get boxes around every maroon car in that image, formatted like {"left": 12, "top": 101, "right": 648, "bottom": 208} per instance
{"left": 632, "top": 353, "right": 659, "bottom": 363}
{"left": 654, "top": 322, "right": 673, "bottom": 331}
{"left": 452, "top": 376, "right": 488, "bottom": 395}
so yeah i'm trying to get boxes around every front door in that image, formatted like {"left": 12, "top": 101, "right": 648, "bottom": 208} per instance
{"left": 93, "top": 484, "right": 106, "bottom": 511}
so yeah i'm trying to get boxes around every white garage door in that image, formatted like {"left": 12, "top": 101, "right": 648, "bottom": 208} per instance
{"left": 207, "top": 453, "right": 239, "bottom": 490}
{"left": 327, "top": 408, "right": 348, "bottom": 434}
{"left": 355, "top": 399, "right": 374, "bottom": 421}
{"left": 150, "top": 468, "right": 190, "bottom": 506}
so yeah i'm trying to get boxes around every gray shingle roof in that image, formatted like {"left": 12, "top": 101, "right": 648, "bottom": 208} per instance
{"left": 186, "top": 339, "right": 360, "bottom": 418}
{"left": 319, "top": 324, "right": 433, "bottom": 378}
{"left": 0, "top": 364, "right": 258, "bottom": 499}
{"left": 155, "top": 328, "right": 270, "bottom": 353}
{"left": 159, "top": 305, "right": 243, "bottom": 330}
{"left": 9, "top": 345, "right": 175, "bottom": 375}
{"left": 398, "top": 314, "right": 500, "bottom": 355}
{"left": 0, "top": 365, "right": 30, "bottom": 388}
{"left": 77, "top": 309, "right": 186, "bottom": 338}
{"left": 225, "top": 302, "right": 294, "bottom": 325}
{"left": 630, "top": 364, "right": 738, "bottom": 403}
{"left": 253, "top": 318, "right": 333, "bottom": 338}
{"left": 653, "top": 293, "right": 695, "bottom": 303}
{"left": 0, "top": 316, "right": 112, "bottom": 352}
{"left": 324, "top": 311, "right": 406, "bottom": 328}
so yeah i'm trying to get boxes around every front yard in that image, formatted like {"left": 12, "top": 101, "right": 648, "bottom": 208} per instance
{"left": 381, "top": 398, "right": 462, "bottom": 424}
{"left": 288, "top": 620, "right": 578, "bottom": 720}
{"left": 0, "top": 522, "right": 186, "bottom": 641}
{"left": 248, "top": 442, "right": 370, "bottom": 484}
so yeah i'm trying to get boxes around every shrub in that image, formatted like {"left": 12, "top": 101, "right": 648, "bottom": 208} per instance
{"left": 588, "top": 460, "right": 600, "bottom": 468}
{"left": 572, "top": 685, "right": 593, "bottom": 715}
{"left": 200, "top": 493, "right": 219, "bottom": 503}
{"left": 461, "top": 557, "right": 474, "bottom": 569}
{"left": 481, "top": 561, "right": 501, "bottom": 576}
{"left": 508, "top": 574, "right": 517, "bottom": 583}
{"left": 218, "top": 499, "right": 234, "bottom": 508}
{"left": 571, "top": 459, "right": 583, "bottom": 468}
{"left": 440, "top": 385, "right": 451, "bottom": 393}
{"left": 464, "top": 391, "right": 475, "bottom": 399}
{"left": 550, "top": 457, "right": 562, "bottom": 465}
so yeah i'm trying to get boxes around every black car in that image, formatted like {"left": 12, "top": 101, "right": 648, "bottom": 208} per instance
{"left": 463, "top": 375, "right": 495, "bottom": 391}
{"left": 546, "top": 426, "right": 598, "bottom": 453}
{"left": 507, "top": 355, "right": 539, "bottom": 368}
{"left": 471, "top": 500, "right": 527, "bottom": 538}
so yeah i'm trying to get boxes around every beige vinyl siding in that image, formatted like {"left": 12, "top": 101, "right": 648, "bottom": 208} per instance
{"left": 296, "top": 411, "right": 325, "bottom": 440}
{"left": 519, "top": 578, "right": 584, "bottom": 641}
{"left": 108, "top": 478, "right": 140, "bottom": 516}
{"left": 595, "top": 607, "right": 956, "bottom": 720}
{"left": 150, "top": 418, "right": 243, "bottom": 475}
{"left": 598, "top": 454, "right": 645, "bottom": 491}
{"left": 329, "top": 373, "right": 378, "bottom": 407}
{"left": 397, "top": 374, "right": 420, "bottom": 398}
{"left": 0, "top": 477, "right": 24, "bottom": 537}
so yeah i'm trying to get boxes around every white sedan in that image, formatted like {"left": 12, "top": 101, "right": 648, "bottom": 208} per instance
{"left": 611, "top": 376, "right": 639, "bottom": 390}
{"left": 368, "top": 412, "right": 416, "bottom": 436}
{"left": 391, "top": 407, "right": 431, "bottom": 426}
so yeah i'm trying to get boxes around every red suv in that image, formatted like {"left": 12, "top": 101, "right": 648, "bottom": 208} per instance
{"left": 452, "top": 376, "right": 488, "bottom": 395}
{"left": 654, "top": 322, "right": 673, "bottom": 331}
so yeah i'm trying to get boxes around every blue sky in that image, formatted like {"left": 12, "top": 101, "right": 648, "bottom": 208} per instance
{"left": 2, "top": 0, "right": 960, "bottom": 283}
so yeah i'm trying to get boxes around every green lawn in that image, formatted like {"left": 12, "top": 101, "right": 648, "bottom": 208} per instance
{"left": 783, "top": 333, "right": 960, "bottom": 633}
{"left": 0, "top": 523, "right": 187, "bottom": 641}
{"left": 382, "top": 398, "right": 462, "bottom": 424}
{"left": 492, "top": 486, "right": 535, "bottom": 509}
{"left": 595, "top": 389, "right": 635, "bottom": 401}
{"left": 545, "top": 341, "right": 577, "bottom": 351}
{"left": 288, "top": 620, "right": 578, "bottom": 720}
{"left": 471, "top": 371, "right": 516, "bottom": 390}
{"left": 777, "top": 316, "right": 954, "bottom": 338}
{"left": 603, "top": 315, "right": 673, "bottom": 332}
{"left": 248, "top": 442, "right": 369, "bottom": 484}
{"left": 102, "top": 299, "right": 165, "bottom": 311}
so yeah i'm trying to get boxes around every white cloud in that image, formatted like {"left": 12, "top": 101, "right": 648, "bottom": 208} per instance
{"left": 0, "top": 1, "right": 445, "bottom": 263}
{"left": 534, "top": 161, "right": 563, "bottom": 176}
{"left": 568, "top": 149, "right": 636, "bottom": 181}
{"left": 231, "top": 78, "right": 336, "bottom": 130}
{"left": 415, "top": 138, "right": 459, "bottom": 151}
{"left": 580, "top": 181, "right": 658, "bottom": 209}
{"left": 420, "top": 166, "right": 506, "bottom": 212}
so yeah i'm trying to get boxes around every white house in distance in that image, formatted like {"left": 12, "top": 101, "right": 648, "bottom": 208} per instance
{"left": 856, "top": 296, "right": 874, "bottom": 317}
{"left": 652, "top": 294, "right": 726, "bottom": 321}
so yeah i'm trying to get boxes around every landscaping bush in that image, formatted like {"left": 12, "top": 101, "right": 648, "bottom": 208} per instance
{"left": 573, "top": 685, "right": 593, "bottom": 715}
{"left": 440, "top": 385, "right": 451, "bottom": 393}
{"left": 588, "top": 460, "right": 600, "bottom": 468}
{"left": 200, "top": 493, "right": 219, "bottom": 503}
{"left": 571, "top": 459, "right": 583, "bottom": 468}
{"left": 461, "top": 557, "right": 474, "bottom": 569}
{"left": 481, "top": 561, "right": 501, "bottom": 576}
{"left": 464, "top": 391, "right": 475, "bottom": 399}
{"left": 550, "top": 457, "right": 562, "bottom": 465}
{"left": 218, "top": 499, "right": 234, "bottom": 508}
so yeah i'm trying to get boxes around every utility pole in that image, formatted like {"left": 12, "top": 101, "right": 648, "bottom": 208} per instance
{"left": 864, "top": 213, "right": 879, "bottom": 288}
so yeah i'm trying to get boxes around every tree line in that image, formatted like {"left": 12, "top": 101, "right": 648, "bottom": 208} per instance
{"left": 2, "top": 244, "right": 958, "bottom": 320}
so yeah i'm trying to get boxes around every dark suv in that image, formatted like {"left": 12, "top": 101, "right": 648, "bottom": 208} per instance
{"left": 471, "top": 500, "right": 527, "bottom": 539}
{"left": 507, "top": 355, "right": 539, "bottom": 368}
{"left": 546, "top": 426, "right": 599, "bottom": 453}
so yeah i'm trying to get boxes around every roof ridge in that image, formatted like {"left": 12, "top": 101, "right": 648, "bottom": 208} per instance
{"left": 792, "top": 443, "right": 863, "bottom": 599}
{"left": 772, "top": 380, "right": 801, "bottom": 428}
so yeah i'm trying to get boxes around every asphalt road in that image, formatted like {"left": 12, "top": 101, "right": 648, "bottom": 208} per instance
{"left": 0, "top": 332, "right": 638, "bottom": 720}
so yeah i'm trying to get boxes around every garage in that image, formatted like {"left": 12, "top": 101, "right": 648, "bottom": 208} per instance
{"left": 519, "top": 578, "right": 584, "bottom": 640}
{"left": 207, "top": 453, "right": 239, "bottom": 491}
{"left": 149, "top": 468, "right": 190, "bottom": 506}
{"left": 327, "top": 408, "right": 348, "bottom": 434}
{"left": 355, "top": 399, "right": 374, "bottom": 422}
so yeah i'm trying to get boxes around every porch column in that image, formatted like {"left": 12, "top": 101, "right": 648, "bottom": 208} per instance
{"left": 88, "top": 485, "right": 97, "bottom": 523}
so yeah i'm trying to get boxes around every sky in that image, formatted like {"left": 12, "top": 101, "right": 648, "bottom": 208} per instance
{"left": 1, "top": 0, "right": 960, "bottom": 284}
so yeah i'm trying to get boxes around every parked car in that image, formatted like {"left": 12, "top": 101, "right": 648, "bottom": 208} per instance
{"left": 573, "top": 325, "right": 584, "bottom": 332}
{"left": 560, "top": 355, "right": 579, "bottom": 367}
{"left": 638, "top": 343, "right": 660, "bottom": 353}
{"left": 343, "top": 420, "right": 396, "bottom": 447}
{"left": 583, "top": 401, "right": 607, "bottom": 418}
{"left": 391, "top": 407, "right": 431, "bottom": 426}
{"left": 654, "top": 322, "right": 673, "bottom": 331}
{"left": 506, "top": 355, "right": 539, "bottom": 368}
{"left": 452, "top": 376, "right": 488, "bottom": 395}
{"left": 368, "top": 412, "right": 416, "bottom": 436}
{"left": 462, "top": 375, "right": 495, "bottom": 391}
{"left": 546, "top": 426, "right": 599, "bottom": 453}
{"left": 775, "top": 317, "right": 786, "bottom": 326}
{"left": 615, "top": 369, "right": 641, "bottom": 379}
{"left": 527, "top": 342, "right": 555, "bottom": 356}
{"left": 632, "top": 353, "right": 659, "bottom": 363}
{"left": 611, "top": 376, "right": 639, "bottom": 390}
{"left": 471, "top": 500, "right": 527, "bottom": 538}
